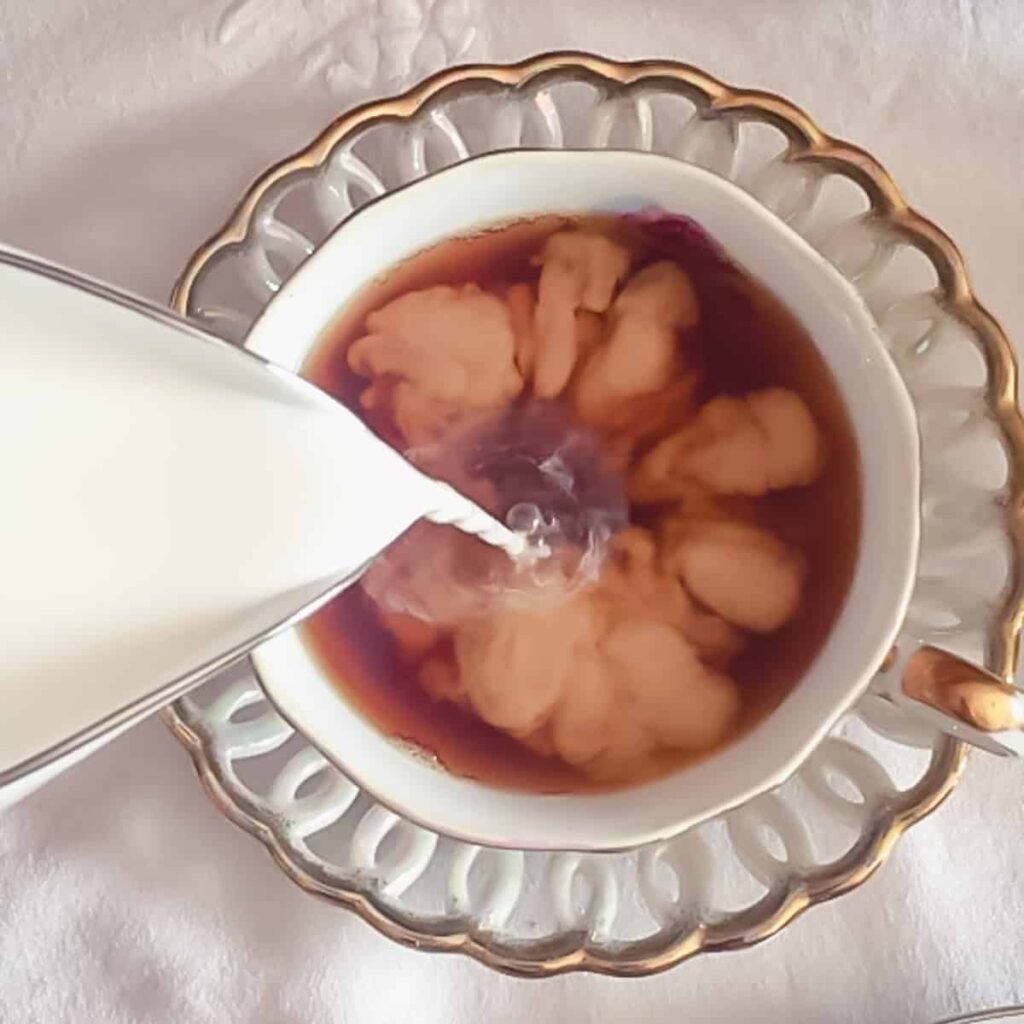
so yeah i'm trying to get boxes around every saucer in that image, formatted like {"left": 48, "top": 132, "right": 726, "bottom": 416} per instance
{"left": 165, "top": 54, "right": 1022, "bottom": 976}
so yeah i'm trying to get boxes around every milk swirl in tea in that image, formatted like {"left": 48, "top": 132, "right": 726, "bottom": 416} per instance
{"left": 302, "top": 213, "right": 861, "bottom": 792}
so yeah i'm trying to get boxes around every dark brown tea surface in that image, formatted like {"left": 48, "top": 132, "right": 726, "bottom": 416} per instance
{"left": 301, "top": 213, "right": 861, "bottom": 793}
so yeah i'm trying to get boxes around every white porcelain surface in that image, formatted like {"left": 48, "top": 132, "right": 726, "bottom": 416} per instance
{"left": 244, "top": 149, "right": 920, "bottom": 850}
{"left": 167, "top": 62, "right": 1017, "bottom": 974}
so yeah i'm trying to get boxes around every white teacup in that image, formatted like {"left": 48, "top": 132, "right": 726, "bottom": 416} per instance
{"left": 244, "top": 150, "right": 1011, "bottom": 851}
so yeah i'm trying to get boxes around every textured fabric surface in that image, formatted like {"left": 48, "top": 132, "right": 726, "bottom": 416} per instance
{"left": 2, "top": 1, "right": 1024, "bottom": 1021}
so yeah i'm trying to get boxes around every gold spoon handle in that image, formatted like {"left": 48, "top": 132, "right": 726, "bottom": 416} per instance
{"left": 902, "top": 645, "right": 1024, "bottom": 733}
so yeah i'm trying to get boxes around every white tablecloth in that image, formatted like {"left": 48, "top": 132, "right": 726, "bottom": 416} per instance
{"left": 3, "top": 1, "right": 1024, "bottom": 1020}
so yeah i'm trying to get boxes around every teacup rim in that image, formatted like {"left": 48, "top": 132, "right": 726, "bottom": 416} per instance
{"left": 245, "top": 148, "right": 920, "bottom": 851}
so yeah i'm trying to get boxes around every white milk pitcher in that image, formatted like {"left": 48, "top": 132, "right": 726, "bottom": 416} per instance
{"left": 0, "top": 247, "right": 522, "bottom": 805}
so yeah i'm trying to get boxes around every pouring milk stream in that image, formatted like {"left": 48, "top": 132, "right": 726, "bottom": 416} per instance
{"left": 0, "top": 248, "right": 528, "bottom": 803}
